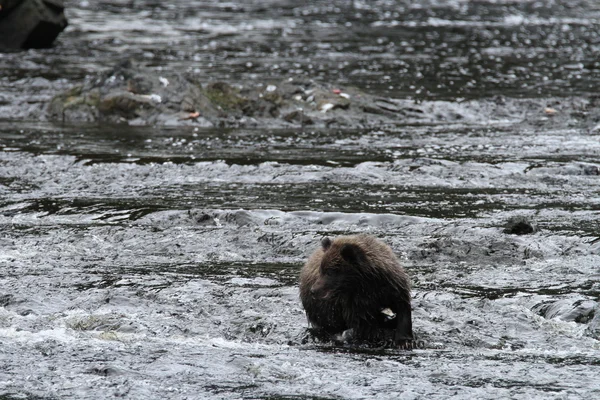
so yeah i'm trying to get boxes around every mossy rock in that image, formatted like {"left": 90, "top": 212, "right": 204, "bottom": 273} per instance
{"left": 48, "top": 85, "right": 82, "bottom": 114}
{"left": 203, "top": 82, "right": 248, "bottom": 111}
{"left": 262, "top": 91, "right": 284, "bottom": 105}
{"left": 316, "top": 97, "right": 350, "bottom": 111}
{"left": 98, "top": 91, "right": 157, "bottom": 118}
{"left": 48, "top": 85, "right": 101, "bottom": 121}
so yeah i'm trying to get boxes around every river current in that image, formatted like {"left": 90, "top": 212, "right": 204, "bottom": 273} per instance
{"left": 1, "top": 1, "right": 600, "bottom": 399}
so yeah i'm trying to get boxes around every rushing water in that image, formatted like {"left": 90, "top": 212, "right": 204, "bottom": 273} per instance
{"left": 1, "top": 1, "right": 600, "bottom": 399}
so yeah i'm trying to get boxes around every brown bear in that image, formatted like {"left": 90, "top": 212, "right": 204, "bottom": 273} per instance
{"left": 299, "top": 234, "right": 414, "bottom": 348}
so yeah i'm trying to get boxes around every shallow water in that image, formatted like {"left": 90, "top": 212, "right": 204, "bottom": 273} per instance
{"left": 1, "top": 1, "right": 600, "bottom": 399}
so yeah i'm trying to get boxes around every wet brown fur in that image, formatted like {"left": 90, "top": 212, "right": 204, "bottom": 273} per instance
{"left": 299, "top": 234, "right": 413, "bottom": 346}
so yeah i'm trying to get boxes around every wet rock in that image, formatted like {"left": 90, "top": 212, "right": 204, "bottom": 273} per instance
{"left": 246, "top": 321, "right": 275, "bottom": 338}
{"left": 222, "top": 210, "right": 261, "bottom": 227}
{"left": 311, "top": 89, "right": 351, "bottom": 112}
{"left": 283, "top": 109, "right": 313, "bottom": 125}
{"left": 98, "top": 91, "right": 159, "bottom": 120}
{"left": 86, "top": 365, "right": 126, "bottom": 377}
{"left": 415, "top": 236, "right": 473, "bottom": 262}
{"left": 0, "top": 293, "right": 33, "bottom": 315}
{"left": 586, "top": 308, "right": 600, "bottom": 340}
{"left": 523, "top": 162, "right": 600, "bottom": 177}
{"left": 410, "top": 229, "right": 543, "bottom": 265}
{"left": 253, "top": 87, "right": 283, "bottom": 118}
{"left": 0, "top": 293, "right": 16, "bottom": 307}
{"left": 36, "top": 63, "right": 425, "bottom": 127}
{"left": 49, "top": 63, "right": 212, "bottom": 126}
{"left": 204, "top": 82, "right": 249, "bottom": 114}
{"left": 47, "top": 85, "right": 100, "bottom": 122}
{"left": 580, "top": 164, "right": 600, "bottom": 176}
{"left": 532, "top": 297, "right": 597, "bottom": 323}
{"left": 43, "top": 62, "right": 600, "bottom": 129}
{"left": 191, "top": 211, "right": 218, "bottom": 226}
{"left": 503, "top": 216, "right": 537, "bottom": 235}
{"left": 126, "top": 75, "right": 153, "bottom": 95}
{"left": 49, "top": 62, "right": 277, "bottom": 126}
{"left": 66, "top": 314, "right": 138, "bottom": 332}
{"left": 0, "top": 0, "right": 67, "bottom": 50}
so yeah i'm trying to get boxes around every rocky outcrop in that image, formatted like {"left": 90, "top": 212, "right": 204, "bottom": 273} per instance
{"left": 0, "top": 0, "right": 67, "bottom": 49}
{"left": 46, "top": 62, "right": 600, "bottom": 129}
{"left": 47, "top": 61, "right": 376, "bottom": 128}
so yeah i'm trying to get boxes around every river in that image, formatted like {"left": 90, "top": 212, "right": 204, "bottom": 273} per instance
{"left": 1, "top": 1, "right": 599, "bottom": 399}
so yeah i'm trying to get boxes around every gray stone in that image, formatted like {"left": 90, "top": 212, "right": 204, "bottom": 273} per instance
{"left": 586, "top": 308, "right": 600, "bottom": 340}
{"left": 0, "top": 0, "right": 68, "bottom": 50}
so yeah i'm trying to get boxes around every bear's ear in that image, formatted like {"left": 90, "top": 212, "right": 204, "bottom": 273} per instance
{"left": 340, "top": 243, "right": 366, "bottom": 265}
{"left": 321, "top": 237, "right": 332, "bottom": 251}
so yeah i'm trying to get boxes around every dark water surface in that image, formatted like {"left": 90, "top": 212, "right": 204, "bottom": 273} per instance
{"left": 1, "top": 1, "right": 600, "bottom": 399}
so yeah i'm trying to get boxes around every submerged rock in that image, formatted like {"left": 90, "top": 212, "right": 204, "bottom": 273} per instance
{"left": 532, "top": 297, "right": 597, "bottom": 324}
{"left": 503, "top": 216, "right": 537, "bottom": 235}
{"left": 587, "top": 308, "right": 600, "bottom": 340}
{"left": 0, "top": 0, "right": 67, "bottom": 50}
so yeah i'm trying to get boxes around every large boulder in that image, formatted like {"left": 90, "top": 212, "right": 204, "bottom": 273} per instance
{"left": 0, "top": 0, "right": 68, "bottom": 49}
